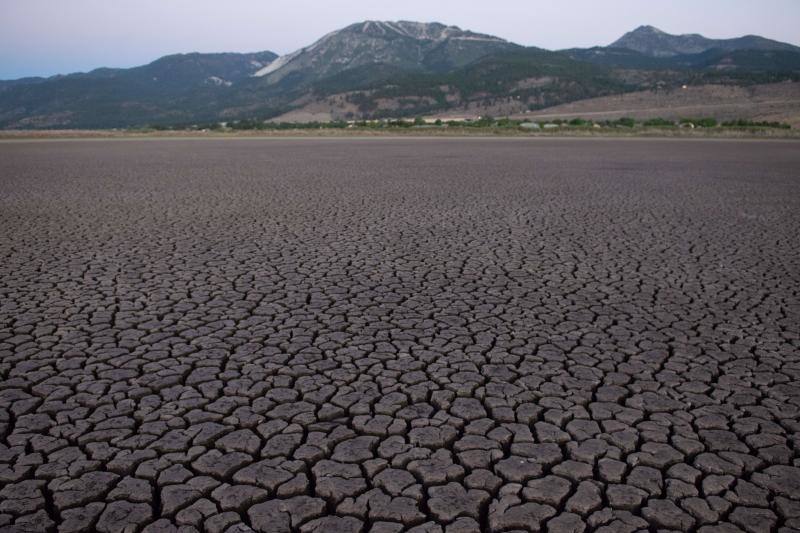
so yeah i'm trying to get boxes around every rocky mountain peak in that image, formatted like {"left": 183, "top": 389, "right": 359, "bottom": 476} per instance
{"left": 253, "top": 20, "right": 513, "bottom": 83}
{"left": 632, "top": 25, "right": 666, "bottom": 35}
{"left": 611, "top": 25, "right": 798, "bottom": 57}
{"left": 340, "top": 20, "right": 506, "bottom": 43}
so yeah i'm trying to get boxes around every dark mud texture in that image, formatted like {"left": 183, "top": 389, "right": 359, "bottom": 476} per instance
{"left": 1, "top": 138, "right": 799, "bottom": 533}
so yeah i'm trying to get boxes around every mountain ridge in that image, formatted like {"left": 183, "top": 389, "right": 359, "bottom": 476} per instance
{"left": 1, "top": 21, "right": 799, "bottom": 128}
{"left": 610, "top": 25, "right": 800, "bottom": 57}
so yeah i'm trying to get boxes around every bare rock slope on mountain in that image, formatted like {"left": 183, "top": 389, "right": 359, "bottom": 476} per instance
{"left": 254, "top": 20, "right": 517, "bottom": 84}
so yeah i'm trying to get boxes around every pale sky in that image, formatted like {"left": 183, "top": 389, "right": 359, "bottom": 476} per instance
{"left": 1, "top": 0, "right": 799, "bottom": 79}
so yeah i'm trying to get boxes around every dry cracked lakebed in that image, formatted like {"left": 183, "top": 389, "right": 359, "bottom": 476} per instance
{"left": 0, "top": 137, "right": 799, "bottom": 532}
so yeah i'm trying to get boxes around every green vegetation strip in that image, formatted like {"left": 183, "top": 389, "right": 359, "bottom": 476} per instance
{"left": 151, "top": 115, "right": 792, "bottom": 133}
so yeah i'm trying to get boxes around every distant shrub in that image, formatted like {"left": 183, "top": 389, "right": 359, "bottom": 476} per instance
{"left": 568, "top": 118, "right": 589, "bottom": 126}
{"left": 473, "top": 116, "right": 496, "bottom": 127}
{"left": 496, "top": 118, "right": 520, "bottom": 128}
{"left": 680, "top": 117, "right": 717, "bottom": 128}
{"left": 721, "top": 119, "right": 791, "bottom": 129}
{"left": 643, "top": 118, "right": 675, "bottom": 127}
{"left": 614, "top": 117, "right": 636, "bottom": 128}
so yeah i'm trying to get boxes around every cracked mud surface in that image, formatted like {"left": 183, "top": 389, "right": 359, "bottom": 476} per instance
{"left": 0, "top": 138, "right": 799, "bottom": 533}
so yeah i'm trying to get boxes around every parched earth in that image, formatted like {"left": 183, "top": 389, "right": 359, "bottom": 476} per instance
{"left": 0, "top": 138, "right": 799, "bottom": 533}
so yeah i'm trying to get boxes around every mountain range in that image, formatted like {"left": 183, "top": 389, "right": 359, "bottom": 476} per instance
{"left": 1, "top": 22, "right": 799, "bottom": 128}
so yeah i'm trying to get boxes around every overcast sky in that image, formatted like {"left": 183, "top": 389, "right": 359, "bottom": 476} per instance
{"left": 2, "top": 0, "right": 799, "bottom": 79}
